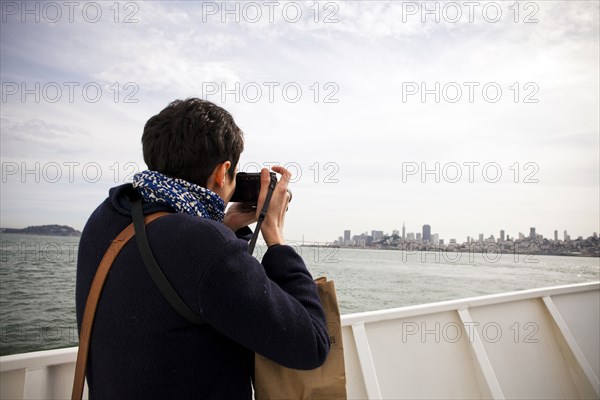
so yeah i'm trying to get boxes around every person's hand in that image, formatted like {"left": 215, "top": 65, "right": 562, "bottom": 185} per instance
{"left": 224, "top": 202, "right": 257, "bottom": 232}
{"left": 256, "top": 166, "right": 292, "bottom": 247}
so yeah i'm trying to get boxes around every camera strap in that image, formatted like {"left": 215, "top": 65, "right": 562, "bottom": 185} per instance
{"left": 248, "top": 175, "right": 277, "bottom": 255}
{"left": 132, "top": 198, "right": 206, "bottom": 325}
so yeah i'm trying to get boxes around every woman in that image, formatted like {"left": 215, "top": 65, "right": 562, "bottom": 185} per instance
{"left": 76, "top": 98, "right": 329, "bottom": 399}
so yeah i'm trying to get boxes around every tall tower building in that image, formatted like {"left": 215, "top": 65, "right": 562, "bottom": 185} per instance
{"left": 422, "top": 224, "right": 431, "bottom": 243}
{"left": 402, "top": 222, "right": 406, "bottom": 240}
{"left": 500, "top": 230, "right": 505, "bottom": 242}
{"left": 344, "top": 230, "right": 351, "bottom": 243}
{"left": 554, "top": 230, "right": 558, "bottom": 241}
{"left": 530, "top": 227, "right": 536, "bottom": 240}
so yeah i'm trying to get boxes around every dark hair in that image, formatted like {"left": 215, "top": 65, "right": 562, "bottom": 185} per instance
{"left": 142, "top": 98, "right": 244, "bottom": 186}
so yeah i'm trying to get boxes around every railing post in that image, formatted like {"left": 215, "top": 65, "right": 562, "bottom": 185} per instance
{"left": 352, "top": 323, "right": 382, "bottom": 399}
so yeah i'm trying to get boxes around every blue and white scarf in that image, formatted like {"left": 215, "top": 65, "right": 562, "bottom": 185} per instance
{"left": 132, "top": 170, "right": 225, "bottom": 222}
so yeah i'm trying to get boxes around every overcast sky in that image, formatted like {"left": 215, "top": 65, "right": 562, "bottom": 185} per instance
{"left": 1, "top": 1, "right": 598, "bottom": 244}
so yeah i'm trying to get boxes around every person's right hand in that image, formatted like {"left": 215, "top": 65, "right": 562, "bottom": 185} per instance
{"left": 255, "top": 166, "right": 292, "bottom": 247}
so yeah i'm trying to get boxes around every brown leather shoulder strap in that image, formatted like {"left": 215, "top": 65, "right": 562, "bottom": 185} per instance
{"left": 71, "top": 212, "right": 169, "bottom": 400}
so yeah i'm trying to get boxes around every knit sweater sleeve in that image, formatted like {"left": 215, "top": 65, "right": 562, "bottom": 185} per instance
{"left": 196, "top": 239, "right": 330, "bottom": 370}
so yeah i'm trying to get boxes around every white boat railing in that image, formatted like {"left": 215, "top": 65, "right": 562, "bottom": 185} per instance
{"left": 1, "top": 281, "right": 599, "bottom": 399}
{"left": 0, "top": 347, "right": 85, "bottom": 400}
{"left": 340, "top": 281, "right": 599, "bottom": 399}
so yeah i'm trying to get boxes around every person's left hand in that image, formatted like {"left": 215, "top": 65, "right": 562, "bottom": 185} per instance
{"left": 224, "top": 202, "right": 258, "bottom": 232}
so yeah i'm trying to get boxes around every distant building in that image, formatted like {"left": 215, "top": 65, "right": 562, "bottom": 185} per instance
{"left": 500, "top": 230, "right": 505, "bottom": 242}
{"left": 530, "top": 227, "right": 536, "bottom": 240}
{"left": 402, "top": 222, "right": 406, "bottom": 240}
{"left": 554, "top": 230, "right": 558, "bottom": 241}
{"left": 416, "top": 233, "right": 422, "bottom": 241}
{"left": 352, "top": 232, "right": 371, "bottom": 246}
{"left": 478, "top": 233, "right": 484, "bottom": 243}
{"left": 344, "top": 230, "right": 351, "bottom": 243}
{"left": 432, "top": 233, "right": 439, "bottom": 244}
{"left": 372, "top": 230, "right": 383, "bottom": 241}
{"left": 564, "top": 230, "right": 568, "bottom": 241}
{"left": 407, "top": 232, "right": 415, "bottom": 241}
{"left": 449, "top": 238, "right": 456, "bottom": 244}
{"left": 392, "top": 229, "right": 400, "bottom": 236}
{"left": 422, "top": 224, "right": 431, "bottom": 243}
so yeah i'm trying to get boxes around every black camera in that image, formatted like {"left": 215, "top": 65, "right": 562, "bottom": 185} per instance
{"left": 230, "top": 172, "right": 277, "bottom": 203}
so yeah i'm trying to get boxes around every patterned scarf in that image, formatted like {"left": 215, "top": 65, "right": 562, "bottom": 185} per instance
{"left": 132, "top": 170, "right": 225, "bottom": 222}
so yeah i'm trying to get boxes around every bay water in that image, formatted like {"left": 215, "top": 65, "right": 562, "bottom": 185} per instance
{"left": 1, "top": 233, "right": 598, "bottom": 356}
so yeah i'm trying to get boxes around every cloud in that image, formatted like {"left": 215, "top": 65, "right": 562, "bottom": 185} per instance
{"left": 94, "top": 59, "right": 240, "bottom": 95}
{"left": 0, "top": 118, "right": 90, "bottom": 158}
{"left": 0, "top": 0, "right": 598, "bottom": 241}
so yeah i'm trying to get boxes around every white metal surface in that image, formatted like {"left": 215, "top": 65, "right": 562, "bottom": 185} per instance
{"left": 0, "top": 347, "right": 87, "bottom": 400}
{"left": 1, "top": 282, "right": 598, "bottom": 399}
{"left": 341, "top": 281, "right": 599, "bottom": 399}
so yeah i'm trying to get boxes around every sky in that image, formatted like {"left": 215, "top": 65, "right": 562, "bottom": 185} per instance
{"left": 1, "top": 1, "right": 599, "bottom": 244}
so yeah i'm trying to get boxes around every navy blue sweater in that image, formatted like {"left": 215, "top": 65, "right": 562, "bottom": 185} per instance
{"left": 76, "top": 184, "right": 329, "bottom": 399}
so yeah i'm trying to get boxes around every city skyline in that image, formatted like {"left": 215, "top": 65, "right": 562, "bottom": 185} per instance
{"left": 335, "top": 223, "right": 598, "bottom": 246}
{"left": 333, "top": 223, "right": 599, "bottom": 257}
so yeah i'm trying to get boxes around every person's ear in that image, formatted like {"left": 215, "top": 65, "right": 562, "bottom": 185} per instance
{"left": 215, "top": 161, "right": 232, "bottom": 188}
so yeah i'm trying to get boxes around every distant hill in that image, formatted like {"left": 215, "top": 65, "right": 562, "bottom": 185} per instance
{"left": 1, "top": 225, "right": 81, "bottom": 237}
